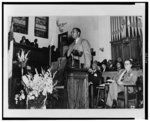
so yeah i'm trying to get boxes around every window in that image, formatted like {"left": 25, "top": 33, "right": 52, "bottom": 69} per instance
{"left": 13, "top": 17, "right": 28, "bottom": 34}
{"left": 35, "top": 17, "right": 49, "bottom": 38}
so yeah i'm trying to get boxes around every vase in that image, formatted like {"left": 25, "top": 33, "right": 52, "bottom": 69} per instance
{"left": 28, "top": 99, "right": 46, "bottom": 109}
{"left": 29, "top": 103, "right": 46, "bottom": 109}
{"left": 27, "top": 93, "right": 47, "bottom": 109}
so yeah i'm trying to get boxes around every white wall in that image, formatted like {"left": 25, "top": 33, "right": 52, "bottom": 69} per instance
{"left": 57, "top": 16, "right": 111, "bottom": 62}
{"left": 8, "top": 16, "right": 111, "bottom": 62}
{"left": 97, "top": 16, "right": 112, "bottom": 62}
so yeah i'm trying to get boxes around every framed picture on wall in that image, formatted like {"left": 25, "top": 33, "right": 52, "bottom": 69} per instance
{"left": 34, "top": 17, "right": 49, "bottom": 38}
{"left": 13, "top": 17, "right": 28, "bottom": 34}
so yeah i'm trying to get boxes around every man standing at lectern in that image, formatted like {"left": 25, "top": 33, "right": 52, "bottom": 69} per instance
{"left": 67, "top": 28, "right": 91, "bottom": 69}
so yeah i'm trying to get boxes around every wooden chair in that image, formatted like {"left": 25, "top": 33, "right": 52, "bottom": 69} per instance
{"left": 96, "top": 85, "right": 107, "bottom": 108}
{"left": 90, "top": 77, "right": 104, "bottom": 108}
{"left": 100, "top": 70, "right": 142, "bottom": 108}
{"left": 117, "top": 76, "right": 143, "bottom": 108}
{"left": 136, "top": 76, "right": 143, "bottom": 108}
{"left": 117, "top": 85, "right": 137, "bottom": 108}
{"left": 95, "top": 72, "right": 116, "bottom": 108}
{"left": 96, "top": 76, "right": 111, "bottom": 108}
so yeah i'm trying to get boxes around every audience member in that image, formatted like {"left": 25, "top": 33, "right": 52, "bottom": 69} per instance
{"left": 32, "top": 39, "right": 39, "bottom": 48}
{"left": 97, "top": 61, "right": 102, "bottom": 72}
{"left": 117, "top": 57, "right": 123, "bottom": 63}
{"left": 25, "top": 39, "right": 31, "bottom": 46}
{"left": 51, "top": 45, "right": 58, "bottom": 62}
{"left": 107, "top": 59, "right": 115, "bottom": 71}
{"left": 106, "top": 59, "right": 138, "bottom": 108}
{"left": 20, "top": 36, "right": 26, "bottom": 45}
{"left": 115, "top": 61, "right": 123, "bottom": 71}
{"left": 88, "top": 61, "right": 102, "bottom": 106}
{"left": 101, "top": 61, "right": 108, "bottom": 72}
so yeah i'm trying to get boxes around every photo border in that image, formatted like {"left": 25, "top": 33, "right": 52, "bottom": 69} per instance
{"left": 2, "top": 2, "right": 148, "bottom": 120}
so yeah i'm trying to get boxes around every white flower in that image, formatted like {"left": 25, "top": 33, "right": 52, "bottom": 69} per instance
{"left": 130, "top": 73, "right": 133, "bottom": 76}
{"left": 94, "top": 73, "right": 97, "bottom": 77}
{"left": 20, "top": 94, "right": 25, "bottom": 100}
{"left": 17, "top": 49, "right": 30, "bottom": 63}
{"left": 28, "top": 95, "right": 31, "bottom": 100}
{"left": 15, "top": 94, "right": 19, "bottom": 101}
{"left": 44, "top": 72, "right": 49, "bottom": 78}
{"left": 42, "top": 90, "right": 47, "bottom": 96}
{"left": 22, "top": 75, "right": 29, "bottom": 86}
{"left": 29, "top": 91, "right": 33, "bottom": 96}
{"left": 15, "top": 100, "right": 18, "bottom": 104}
{"left": 27, "top": 74, "right": 32, "bottom": 80}
{"left": 19, "top": 96, "right": 22, "bottom": 101}
{"left": 32, "top": 90, "right": 38, "bottom": 97}
{"left": 28, "top": 95, "right": 35, "bottom": 100}
{"left": 35, "top": 91, "right": 38, "bottom": 97}
{"left": 47, "top": 86, "right": 53, "bottom": 94}
{"left": 33, "top": 74, "right": 39, "bottom": 83}
{"left": 31, "top": 96, "right": 35, "bottom": 99}
{"left": 20, "top": 49, "right": 25, "bottom": 62}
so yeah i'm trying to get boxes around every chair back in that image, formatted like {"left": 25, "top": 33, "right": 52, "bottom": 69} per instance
{"left": 102, "top": 71, "right": 117, "bottom": 82}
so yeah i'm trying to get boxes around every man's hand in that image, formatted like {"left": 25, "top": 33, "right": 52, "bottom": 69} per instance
{"left": 72, "top": 50, "right": 83, "bottom": 57}
{"left": 117, "top": 70, "right": 127, "bottom": 85}
{"left": 88, "top": 68, "right": 93, "bottom": 73}
{"left": 89, "top": 82, "right": 93, "bottom": 86}
{"left": 117, "top": 81, "right": 123, "bottom": 85}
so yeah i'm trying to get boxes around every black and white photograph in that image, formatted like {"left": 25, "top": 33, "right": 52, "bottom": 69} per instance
{"left": 2, "top": 2, "right": 148, "bottom": 119}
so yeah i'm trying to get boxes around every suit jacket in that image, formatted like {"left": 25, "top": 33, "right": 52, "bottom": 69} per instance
{"left": 89, "top": 70, "right": 102, "bottom": 86}
{"left": 67, "top": 38, "right": 91, "bottom": 68}
{"left": 114, "top": 69, "right": 138, "bottom": 93}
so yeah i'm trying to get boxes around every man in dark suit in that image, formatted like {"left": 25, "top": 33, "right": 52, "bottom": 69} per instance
{"left": 89, "top": 61, "right": 102, "bottom": 107}
{"left": 33, "top": 39, "right": 39, "bottom": 48}
{"left": 67, "top": 28, "right": 91, "bottom": 69}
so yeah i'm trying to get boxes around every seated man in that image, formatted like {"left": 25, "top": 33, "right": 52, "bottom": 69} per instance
{"left": 88, "top": 61, "right": 102, "bottom": 107}
{"left": 106, "top": 59, "right": 138, "bottom": 108}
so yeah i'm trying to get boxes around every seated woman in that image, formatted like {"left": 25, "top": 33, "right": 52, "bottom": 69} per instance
{"left": 107, "top": 60, "right": 115, "bottom": 71}
{"left": 115, "top": 61, "right": 124, "bottom": 71}
{"left": 88, "top": 61, "right": 102, "bottom": 106}
{"left": 106, "top": 59, "right": 138, "bottom": 108}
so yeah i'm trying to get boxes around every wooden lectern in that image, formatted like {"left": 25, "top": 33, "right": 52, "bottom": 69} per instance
{"left": 67, "top": 68, "right": 89, "bottom": 108}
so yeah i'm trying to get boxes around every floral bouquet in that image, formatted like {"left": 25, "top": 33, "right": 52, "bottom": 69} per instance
{"left": 17, "top": 49, "right": 30, "bottom": 75}
{"left": 14, "top": 90, "right": 26, "bottom": 108}
{"left": 22, "top": 68, "right": 58, "bottom": 109}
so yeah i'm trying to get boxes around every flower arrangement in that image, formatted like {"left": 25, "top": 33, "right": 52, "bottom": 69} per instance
{"left": 14, "top": 90, "right": 26, "bottom": 104}
{"left": 17, "top": 49, "right": 30, "bottom": 74}
{"left": 22, "top": 67, "right": 58, "bottom": 109}
{"left": 14, "top": 90, "right": 26, "bottom": 109}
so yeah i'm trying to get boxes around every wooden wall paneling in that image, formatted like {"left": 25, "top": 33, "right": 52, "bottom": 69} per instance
{"left": 130, "top": 37, "right": 142, "bottom": 66}
{"left": 123, "top": 42, "right": 130, "bottom": 60}
{"left": 121, "top": 41, "right": 124, "bottom": 61}
{"left": 111, "top": 43, "right": 115, "bottom": 61}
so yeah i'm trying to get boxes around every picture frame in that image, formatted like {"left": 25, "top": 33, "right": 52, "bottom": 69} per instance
{"left": 13, "top": 17, "right": 28, "bottom": 34}
{"left": 35, "top": 17, "right": 49, "bottom": 39}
